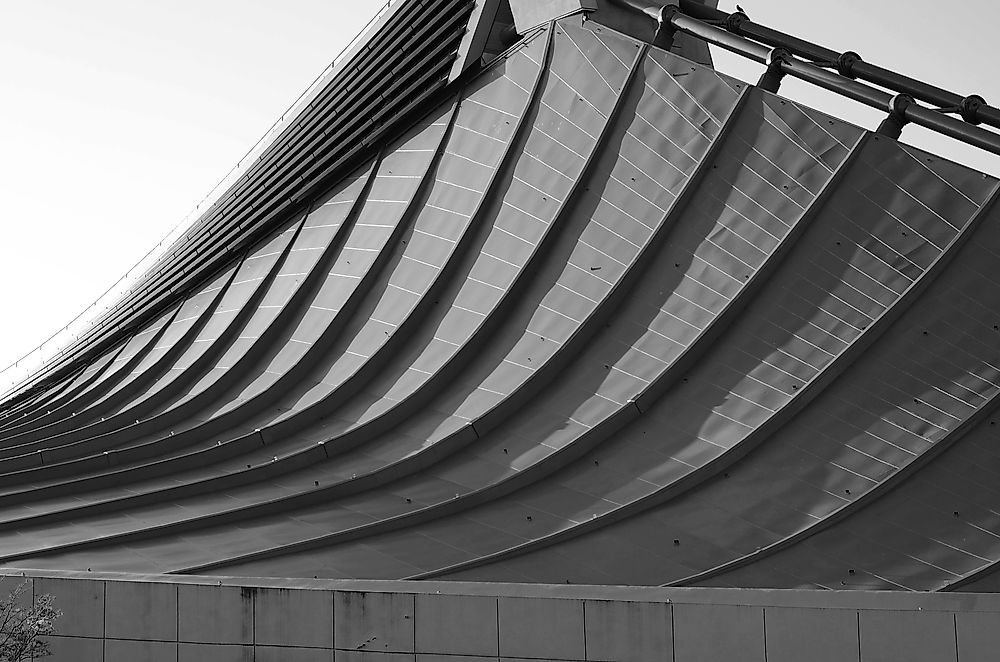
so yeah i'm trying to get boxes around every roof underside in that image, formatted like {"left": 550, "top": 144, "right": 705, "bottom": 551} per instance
{"left": 3, "top": 12, "right": 1000, "bottom": 592}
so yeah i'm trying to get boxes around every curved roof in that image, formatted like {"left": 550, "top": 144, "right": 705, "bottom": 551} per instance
{"left": 2, "top": 12, "right": 1000, "bottom": 592}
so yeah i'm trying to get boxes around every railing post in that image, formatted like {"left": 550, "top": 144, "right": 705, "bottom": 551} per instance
{"left": 876, "top": 94, "right": 913, "bottom": 140}
{"left": 757, "top": 48, "right": 790, "bottom": 93}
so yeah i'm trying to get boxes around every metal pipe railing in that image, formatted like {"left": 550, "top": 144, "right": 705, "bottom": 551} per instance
{"left": 662, "top": 9, "right": 1000, "bottom": 157}
{"left": 677, "top": 0, "right": 1000, "bottom": 129}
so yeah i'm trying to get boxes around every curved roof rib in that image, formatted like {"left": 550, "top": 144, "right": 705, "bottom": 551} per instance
{"left": 4, "top": 8, "right": 1000, "bottom": 592}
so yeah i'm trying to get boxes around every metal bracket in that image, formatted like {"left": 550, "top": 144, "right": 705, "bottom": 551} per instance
{"left": 811, "top": 51, "right": 861, "bottom": 79}
{"left": 960, "top": 95, "right": 986, "bottom": 124}
{"left": 724, "top": 10, "right": 749, "bottom": 34}
{"left": 654, "top": 2, "right": 680, "bottom": 46}
{"left": 876, "top": 94, "right": 913, "bottom": 139}
{"left": 757, "top": 47, "right": 791, "bottom": 93}
{"left": 837, "top": 51, "right": 862, "bottom": 79}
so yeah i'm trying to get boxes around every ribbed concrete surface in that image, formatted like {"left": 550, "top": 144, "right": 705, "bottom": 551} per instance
{"left": 2, "top": 15, "right": 1000, "bottom": 592}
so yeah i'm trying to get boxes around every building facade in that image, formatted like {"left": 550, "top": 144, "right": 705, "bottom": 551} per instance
{"left": 3, "top": 1, "right": 1000, "bottom": 659}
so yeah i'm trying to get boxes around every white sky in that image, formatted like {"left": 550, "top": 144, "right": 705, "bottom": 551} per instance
{"left": 2, "top": 0, "right": 999, "bottom": 390}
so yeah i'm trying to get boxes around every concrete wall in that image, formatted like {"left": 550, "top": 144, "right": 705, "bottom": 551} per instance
{"left": 5, "top": 569, "right": 1000, "bottom": 661}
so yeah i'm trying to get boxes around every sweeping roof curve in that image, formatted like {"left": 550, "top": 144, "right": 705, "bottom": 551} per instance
{"left": 2, "top": 11, "right": 1000, "bottom": 592}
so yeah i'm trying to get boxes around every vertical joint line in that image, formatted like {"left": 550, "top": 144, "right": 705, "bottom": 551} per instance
{"left": 954, "top": 612, "right": 960, "bottom": 662}
{"left": 857, "top": 610, "right": 862, "bottom": 661}
{"left": 762, "top": 607, "right": 768, "bottom": 661}
{"left": 495, "top": 597, "right": 501, "bottom": 658}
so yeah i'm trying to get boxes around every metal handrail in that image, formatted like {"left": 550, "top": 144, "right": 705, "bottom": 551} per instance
{"left": 676, "top": 0, "right": 1000, "bottom": 129}
{"left": 661, "top": 6, "right": 1000, "bottom": 156}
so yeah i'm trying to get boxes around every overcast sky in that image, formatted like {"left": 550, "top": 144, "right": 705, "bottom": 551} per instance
{"left": 2, "top": 0, "right": 999, "bottom": 392}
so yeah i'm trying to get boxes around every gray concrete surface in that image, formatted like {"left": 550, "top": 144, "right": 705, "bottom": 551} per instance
{"left": 5, "top": 568, "right": 1000, "bottom": 661}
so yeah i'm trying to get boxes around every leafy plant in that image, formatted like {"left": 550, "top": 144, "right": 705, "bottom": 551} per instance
{"left": 0, "top": 580, "right": 61, "bottom": 662}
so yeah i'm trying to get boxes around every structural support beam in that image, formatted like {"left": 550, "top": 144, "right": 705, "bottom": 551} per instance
{"left": 664, "top": 7, "right": 1000, "bottom": 157}
{"left": 677, "top": 0, "right": 1000, "bottom": 130}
